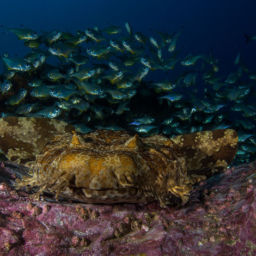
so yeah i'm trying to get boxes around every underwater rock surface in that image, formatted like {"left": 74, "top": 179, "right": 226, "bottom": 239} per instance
{"left": 0, "top": 161, "right": 255, "bottom": 256}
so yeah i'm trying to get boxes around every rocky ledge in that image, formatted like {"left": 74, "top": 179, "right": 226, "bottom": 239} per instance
{"left": 0, "top": 161, "right": 256, "bottom": 256}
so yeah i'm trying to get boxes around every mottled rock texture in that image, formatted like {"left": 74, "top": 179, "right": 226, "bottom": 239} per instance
{"left": 0, "top": 160, "right": 255, "bottom": 256}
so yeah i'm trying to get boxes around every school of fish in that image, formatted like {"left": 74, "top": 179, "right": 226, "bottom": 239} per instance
{"left": 0, "top": 23, "right": 255, "bottom": 165}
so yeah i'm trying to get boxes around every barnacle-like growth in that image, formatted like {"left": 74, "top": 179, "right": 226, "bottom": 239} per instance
{"left": 0, "top": 117, "right": 238, "bottom": 207}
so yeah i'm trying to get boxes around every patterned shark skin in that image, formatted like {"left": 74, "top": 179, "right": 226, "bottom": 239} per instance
{"left": 0, "top": 117, "right": 238, "bottom": 207}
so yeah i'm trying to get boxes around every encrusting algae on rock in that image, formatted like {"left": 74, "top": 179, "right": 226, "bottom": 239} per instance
{"left": 0, "top": 116, "right": 238, "bottom": 207}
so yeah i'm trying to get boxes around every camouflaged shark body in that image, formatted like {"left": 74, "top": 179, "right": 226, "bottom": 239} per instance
{"left": 0, "top": 117, "right": 238, "bottom": 207}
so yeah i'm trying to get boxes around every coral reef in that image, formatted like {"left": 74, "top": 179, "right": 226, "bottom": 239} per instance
{"left": 0, "top": 161, "right": 255, "bottom": 255}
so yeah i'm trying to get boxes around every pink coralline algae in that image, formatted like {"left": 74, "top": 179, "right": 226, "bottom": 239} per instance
{"left": 0, "top": 161, "right": 256, "bottom": 256}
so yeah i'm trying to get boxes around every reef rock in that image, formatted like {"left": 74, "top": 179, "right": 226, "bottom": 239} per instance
{"left": 0, "top": 161, "right": 256, "bottom": 255}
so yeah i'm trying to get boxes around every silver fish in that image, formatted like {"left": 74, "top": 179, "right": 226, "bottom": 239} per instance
{"left": 2, "top": 57, "right": 31, "bottom": 72}
{"left": 133, "top": 124, "right": 158, "bottom": 135}
{"left": 181, "top": 55, "right": 202, "bottom": 66}
{"left": 159, "top": 93, "right": 183, "bottom": 103}
{"left": 16, "top": 103, "right": 39, "bottom": 115}
{"left": 130, "top": 116, "right": 155, "bottom": 126}
{"left": 78, "top": 82, "right": 104, "bottom": 96}
{"left": 0, "top": 80, "right": 13, "bottom": 94}
{"left": 32, "top": 105, "right": 61, "bottom": 118}
{"left": 6, "top": 88, "right": 27, "bottom": 105}
{"left": 124, "top": 22, "right": 132, "bottom": 35}
{"left": 30, "top": 85, "right": 54, "bottom": 98}
{"left": 9, "top": 28, "right": 39, "bottom": 40}
{"left": 49, "top": 86, "right": 77, "bottom": 100}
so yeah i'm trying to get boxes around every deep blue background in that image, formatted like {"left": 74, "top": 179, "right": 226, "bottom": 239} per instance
{"left": 0, "top": 0, "right": 255, "bottom": 73}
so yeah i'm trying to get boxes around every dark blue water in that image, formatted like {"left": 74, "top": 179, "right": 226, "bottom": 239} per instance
{"left": 0, "top": 0, "right": 255, "bottom": 73}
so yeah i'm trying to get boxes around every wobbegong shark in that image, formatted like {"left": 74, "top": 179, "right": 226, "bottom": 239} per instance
{"left": 0, "top": 117, "right": 238, "bottom": 208}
